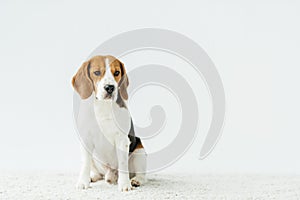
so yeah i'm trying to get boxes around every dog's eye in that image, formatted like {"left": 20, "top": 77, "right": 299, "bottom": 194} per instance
{"left": 94, "top": 71, "right": 101, "bottom": 76}
{"left": 114, "top": 71, "right": 120, "bottom": 76}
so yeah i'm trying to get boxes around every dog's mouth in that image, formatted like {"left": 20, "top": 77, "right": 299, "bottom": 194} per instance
{"left": 103, "top": 93, "right": 114, "bottom": 100}
{"left": 95, "top": 91, "right": 115, "bottom": 101}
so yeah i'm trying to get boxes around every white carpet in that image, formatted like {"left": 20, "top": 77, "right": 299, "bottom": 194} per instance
{"left": 0, "top": 172, "right": 300, "bottom": 200}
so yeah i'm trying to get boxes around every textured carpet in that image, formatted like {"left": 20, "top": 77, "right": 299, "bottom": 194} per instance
{"left": 0, "top": 172, "right": 300, "bottom": 199}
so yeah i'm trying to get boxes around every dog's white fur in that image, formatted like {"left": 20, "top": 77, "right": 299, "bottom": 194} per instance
{"left": 74, "top": 57, "right": 146, "bottom": 192}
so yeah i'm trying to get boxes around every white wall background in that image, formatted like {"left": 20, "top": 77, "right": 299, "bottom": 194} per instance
{"left": 0, "top": 0, "right": 299, "bottom": 174}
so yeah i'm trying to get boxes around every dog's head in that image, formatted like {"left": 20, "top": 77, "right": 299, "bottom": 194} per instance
{"left": 72, "top": 55, "right": 129, "bottom": 102}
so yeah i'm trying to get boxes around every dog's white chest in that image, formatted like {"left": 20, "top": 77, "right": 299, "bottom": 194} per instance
{"left": 92, "top": 100, "right": 131, "bottom": 168}
{"left": 93, "top": 100, "right": 131, "bottom": 136}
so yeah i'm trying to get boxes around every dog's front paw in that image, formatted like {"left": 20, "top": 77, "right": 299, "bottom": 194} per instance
{"left": 76, "top": 178, "right": 90, "bottom": 189}
{"left": 118, "top": 180, "right": 132, "bottom": 192}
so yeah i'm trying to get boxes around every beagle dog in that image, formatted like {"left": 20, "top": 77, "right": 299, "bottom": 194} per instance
{"left": 72, "top": 55, "right": 147, "bottom": 192}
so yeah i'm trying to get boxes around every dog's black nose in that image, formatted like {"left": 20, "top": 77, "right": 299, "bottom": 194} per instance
{"left": 104, "top": 84, "right": 115, "bottom": 94}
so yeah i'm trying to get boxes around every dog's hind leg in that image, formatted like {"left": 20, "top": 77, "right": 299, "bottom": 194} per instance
{"left": 90, "top": 159, "right": 104, "bottom": 182}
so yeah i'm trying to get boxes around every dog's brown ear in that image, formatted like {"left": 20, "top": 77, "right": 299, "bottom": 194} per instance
{"left": 118, "top": 61, "right": 129, "bottom": 100}
{"left": 72, "top": 61, "right": 93, "bottom": 99}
